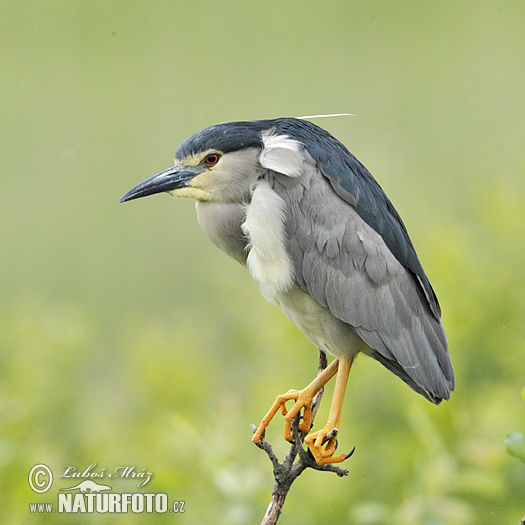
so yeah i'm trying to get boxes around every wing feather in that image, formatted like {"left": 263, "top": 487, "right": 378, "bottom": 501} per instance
{"left": 269, "top": 165, "right": 454, "bottom": 403}
{"left": 270, "top": 118, "right": 442, "bottom": 320}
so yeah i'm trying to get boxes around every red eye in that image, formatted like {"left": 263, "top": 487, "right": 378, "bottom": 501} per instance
{"left": 204, "top": 153, "right": 220, "bottom": 166}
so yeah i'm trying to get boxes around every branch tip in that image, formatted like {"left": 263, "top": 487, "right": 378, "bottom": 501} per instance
{"left": 255, "top": 350, "right": 351, "bottom": 524}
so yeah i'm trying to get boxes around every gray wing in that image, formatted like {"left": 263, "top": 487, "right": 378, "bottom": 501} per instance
{"left": 272, "top": 117, "right": 442, "bottom": 320}
{"left": 269, "top": 166, "right": 454, "bottom": 404}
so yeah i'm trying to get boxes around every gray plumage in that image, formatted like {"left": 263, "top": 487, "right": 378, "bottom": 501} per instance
{"left": 269, "top": 163, "right": 452, "bottom": 402}
{"left": 120, "top": 118, "right": 454, "bottom": 404}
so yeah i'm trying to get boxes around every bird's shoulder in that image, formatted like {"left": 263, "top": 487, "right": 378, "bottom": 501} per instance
{"left": 268, "top": 118, "right": 441, "bottom": 320}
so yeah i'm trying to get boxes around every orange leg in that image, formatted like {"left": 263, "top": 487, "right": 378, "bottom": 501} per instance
{"left": 252, "top": 359, "right": 339, "bottom": 444}
{"left": 304, "top": 356, "right": 353, "bottom": 464}
{"left": 252, "top": 356, "right": 354, "bottom": 465}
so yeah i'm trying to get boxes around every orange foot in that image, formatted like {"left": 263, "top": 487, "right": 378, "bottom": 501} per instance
{"left": 251, "top": 386, "right": 317, "bottom": 444}
{"left": 304, "top": 426, "right": 346, "bottom": 464}
{"left": 252, "top": 357, "right": 354, "bottom": 465}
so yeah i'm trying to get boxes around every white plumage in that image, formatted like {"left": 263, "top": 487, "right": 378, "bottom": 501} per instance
{"left": 242, "top": 180, "right": 294, "bottom": 292}
{"left": 259, "top": 132, "right": 305, "bottom": 177}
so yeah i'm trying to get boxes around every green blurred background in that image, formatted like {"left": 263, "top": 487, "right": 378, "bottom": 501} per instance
{"left": 1, "top": 1, "right": 524, "bottom": 523}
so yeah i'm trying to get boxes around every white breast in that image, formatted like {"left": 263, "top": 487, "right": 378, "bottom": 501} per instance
{"left": 242, "top": 180, "right": 294, "bottom": 292}
{"left": 242, "top": 180, "right": 365, "bottom": 360}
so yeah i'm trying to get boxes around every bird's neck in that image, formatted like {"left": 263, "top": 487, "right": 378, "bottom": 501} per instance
{"left": 195, "top": 201, "right": 248, "bottom": 265}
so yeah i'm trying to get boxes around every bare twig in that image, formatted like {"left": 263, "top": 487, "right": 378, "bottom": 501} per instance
{"left": 252, "top": 350, "right": 351, "bottom": 525}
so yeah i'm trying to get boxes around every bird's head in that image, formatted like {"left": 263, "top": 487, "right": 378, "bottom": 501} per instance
{"left": 119, "top": 121, "right": 276, "bottom": 204}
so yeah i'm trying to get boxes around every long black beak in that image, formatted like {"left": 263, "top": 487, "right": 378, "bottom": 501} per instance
{"left": 119, "top": 165, "right": 202, "bottom": 203}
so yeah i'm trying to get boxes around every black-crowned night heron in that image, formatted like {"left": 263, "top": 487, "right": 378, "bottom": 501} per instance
{"left": 120, "top": 118, "right": 454, "bottom": 465}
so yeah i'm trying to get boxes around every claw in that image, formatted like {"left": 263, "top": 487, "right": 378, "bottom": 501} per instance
{"left": 252, "top": 357, "right": 355, "bottom": 466}
{"left": 345, "top": 446, "right": 356, "bottom": 460}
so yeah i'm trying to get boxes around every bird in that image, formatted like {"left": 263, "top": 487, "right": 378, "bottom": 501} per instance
{"left": 120, "top": 118, "right": 454, "bottom": 465}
